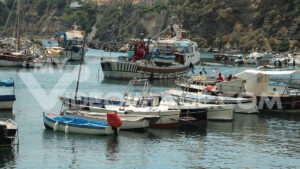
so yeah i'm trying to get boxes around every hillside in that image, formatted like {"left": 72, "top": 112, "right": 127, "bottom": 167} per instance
{"left": 0, "top": 0, "right": 299, "bottom": 52}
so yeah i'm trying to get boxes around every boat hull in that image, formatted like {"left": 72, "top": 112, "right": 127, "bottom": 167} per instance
{"left": 43, "top": 114, "right": 114, "bottom": 135}
{"left": 65, "top": 50, "right": 85, "bottom": 61}
{"left": 207, "top": 108, "right": 234, "bottom": 121}
{"left": 256, "top": 95, "right": 300, "bottom": 113}
{"left": 81, "top": 105, "right": 180, "bottom": 129}
{"left": 102, "top": 61, "right": 191, "bottom": 80}
{"left": 0, "top": 59, "right": 22, "bottom": 67}
{"left": 65, "top": 111, "right": 150, "bottom": 130}
{"left": 0, "top": 101, "right": 14, "bottom": 110}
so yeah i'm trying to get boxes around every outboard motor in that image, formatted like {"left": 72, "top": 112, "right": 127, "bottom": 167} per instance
{"left": 107, "top": 112, "right": 122, "bottom": 136}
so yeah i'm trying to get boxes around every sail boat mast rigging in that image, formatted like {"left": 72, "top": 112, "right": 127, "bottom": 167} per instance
{"left": 17, "top": 0, "right": 21, "bottom": 52}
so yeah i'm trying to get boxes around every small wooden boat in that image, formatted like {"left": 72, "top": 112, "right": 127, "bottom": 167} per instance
{"left": 43, "top": 112, "right": 120, "bottom": 135}
{"left": 0, "top": 118, "right": 18, "bottom": 146}
{"left": 0, "top": 79, "right": 16, "bottom": 110}
{"left": 214, "top": 53, "right": 228, "bottom": 61}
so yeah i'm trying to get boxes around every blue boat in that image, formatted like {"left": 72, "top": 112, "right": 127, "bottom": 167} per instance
{"left": 43, "top": 113, "right": 116, "bottom": 135}
{"left": 0, "top": 79, "right": 16, "bottom": 110}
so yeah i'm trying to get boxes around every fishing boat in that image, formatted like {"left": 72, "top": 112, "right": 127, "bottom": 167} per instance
{"left": 56, "top": 25, "right": 86, "bottom": 62}
{"left": 235, "top": 69, "right": 300, "bottom": 113}
{"left": 64, "top": 110, "right": 159, "bottom": 130}
{"left": 0, "top": 118, "right": 18, "bottom": 146}
{"left": 0, "top": 79, "right": 16, "bottom": 110}
{"left": 173, "top": 75, "right": 259, "bottom": 114}
{"left": 0, "top": 0, "right": 36, "bottom": 67}
{"left": 43, "top": 112, "right": 121, "bottom": 135}
{"left": 214, "top": 53, "right": 228, "bottom": 61}
{"left": 60, "top": 79, "right": 180, "bottom": 128}
{"left": 21, "top": 57, "right": 45, "bottom": 68}
{"left": 44, "top": 47, "right": 69, "bottom": 64}
{"left": 0, "top": 52, "right": 28, "bottom": 67}
{"left": 100, "top": 18, "right": 200, "bottom": 80}
{"left": 160, "top": 99, "right": 234, "bottom": 121}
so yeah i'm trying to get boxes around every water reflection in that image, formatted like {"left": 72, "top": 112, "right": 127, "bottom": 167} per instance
{"left": 105, "top": 136, "right": 119, "bottom": 161}
{"left": 69, "top": 142, "right": 79, "bottom": 169}
{"left": 260, "top": 112, "right": 300, "bottom": 121}
{"left": 0, "top": 147, "right": 16, "bottom": 168}
{"left": 179, "top": 120, "right": 207, "bottom": 136}
{"left": 0, "top": 111, "right": 14, "bottom": 119}
{"left": 206, "top": 121, "right": 234, "bottom": 133}
{"left": 234, "top": 113, "right": 267, "bottom": 134}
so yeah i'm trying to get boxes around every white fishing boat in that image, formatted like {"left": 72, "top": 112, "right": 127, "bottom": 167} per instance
{"left": 100, "top": 17, "right": 200, "bottom": 80}
{"left": 61, "top": 79, "right": 180, "bottom": 128}
{"left": 173, "top": 76, "right": 259, "bottom": 114}
{"left": 0, "top": 79, "right": 16, "bottom": 110}
{"left": 161, "top": 100, "right": 234, "bottom": 121}
{"left": 43, "top": 112, "right": 120, "bottom": 135}
{"left": 64, "top": 110, "right": 159, "bottom": 130}
{"left": 56, "top": 25, "right": 86, "bottom": 61}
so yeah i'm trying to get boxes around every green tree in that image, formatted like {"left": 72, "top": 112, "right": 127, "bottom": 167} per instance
{"left": 277, "top": 39, "right": 290, "bottom": 52}
{"left": 295, "top": 0, "right": 300, "bottom": 14}
{"left": 36, "top": 0, "right": 47, "bottom": 14}
{"left": 0, "top": 2, "right": 9, "bottom": 26}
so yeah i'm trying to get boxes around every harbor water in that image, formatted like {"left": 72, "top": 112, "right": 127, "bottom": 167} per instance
{"left": 0, "top": 49, "right": 299, "bottom": 168}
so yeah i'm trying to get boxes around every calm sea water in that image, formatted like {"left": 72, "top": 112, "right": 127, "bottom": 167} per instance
{"left": 0, "top": 49, "right": 299, "bottom": 168}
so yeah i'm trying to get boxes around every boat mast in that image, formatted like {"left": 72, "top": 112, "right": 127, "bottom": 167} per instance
{"left": 74, "top": 36, "right": 86, "bottom": 102}
{"left": 17, "top": 0, "right": 20, "bottom": 52}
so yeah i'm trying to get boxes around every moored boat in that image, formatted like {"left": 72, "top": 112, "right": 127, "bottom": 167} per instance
{"left": 173, "top": 75, "right": 259, "bottom": 114}
{"left": 60, "top": 79, "right": 180, "bottom": 128}
{"left": 0, "top": 52, "right": 28, "bottom": 67}
{"left": 235, "top": 69, "right": 300, "bottom": 113}
{"left": 100, "top": 20, "right": 200, "bottom": 80}
{"left": 44, "top": 47, "right": 69, "bottom": 64}
{"left": 43, "top": 112, "right": 120, "bottom": 135}
{"left": 0, "top": 118, "right": 18, "bottom": 146}
{"left": 214, "top": 53, "right": 228, "bottom": 61}
{"left": 64, "top": 110, "right": 159, "bottom": 130}
{"left": 0, "top": 79, "right": 16, "bottom": 110}
{"left": 56, "top": 24, "right": 86, "bottom": 62}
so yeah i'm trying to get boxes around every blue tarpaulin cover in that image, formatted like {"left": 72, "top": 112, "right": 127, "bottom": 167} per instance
{"left": 0, "top": 80, "right": 14, "bottom": 87}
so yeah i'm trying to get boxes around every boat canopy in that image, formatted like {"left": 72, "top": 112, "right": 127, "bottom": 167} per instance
{"left": 0, "top": 79, "right": 14, "bottom": 87}
{"left": 236, "top": 69, "right": 300, "bottom": 75}
{"left": 235, "top": 69, "right": 300, "bottom": 95}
